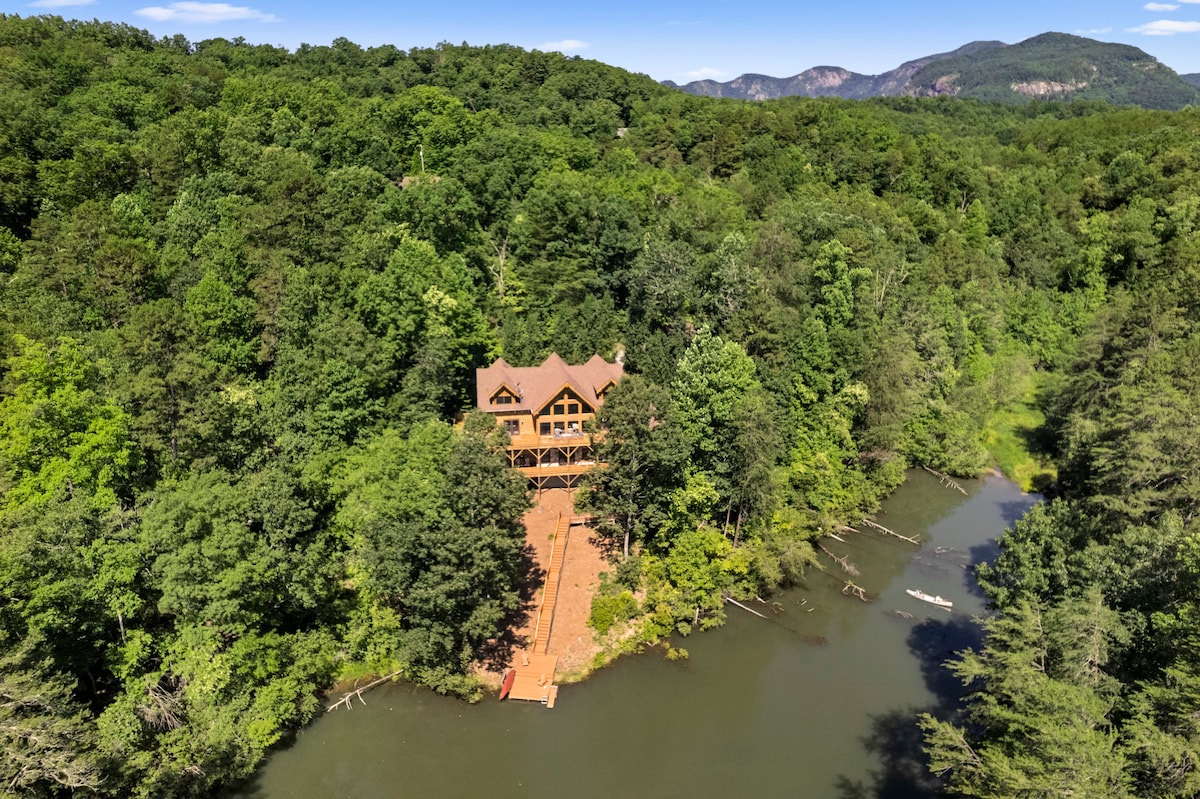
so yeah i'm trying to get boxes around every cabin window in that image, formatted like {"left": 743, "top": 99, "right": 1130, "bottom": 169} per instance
{"left": 503, "top": 420, "right": 520, "bottom": 435}
{"left": 553, "top": 403, "right": 565, "bottom": 415}
{"left": 568, "top": 402, "right": 579, "bottom": 415}
{"left": 539, "top": 422, "right": 551, "bottom": 436}
{"left": 554, "top": 421, "right": 565, "bottom": 434}
{"left": 492, "top": 394, "right": 513, "bottom": 405}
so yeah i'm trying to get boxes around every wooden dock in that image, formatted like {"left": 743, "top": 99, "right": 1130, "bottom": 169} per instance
{"left": 506, "top": 652, "right": 559, "bottom": 705}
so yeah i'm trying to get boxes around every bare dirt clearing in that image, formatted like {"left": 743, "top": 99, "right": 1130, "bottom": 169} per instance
{"left": 504, "top": 489, "right": 610, "bottom": 678}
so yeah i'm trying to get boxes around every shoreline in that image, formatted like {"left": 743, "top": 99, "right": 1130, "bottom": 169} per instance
{"left": 332, "top": 467, "right": 1030, "bottom": 704}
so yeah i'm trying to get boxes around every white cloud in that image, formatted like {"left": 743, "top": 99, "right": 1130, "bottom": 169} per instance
{"left": 135, "top": 2, "right": 279, "bottom": 23}
{"left": 29, "top": 0, "right": 96, "bottom": 7}
{"left": 1128, "top": 18, "right": 1200, "bottom": 33}
{"left": 538, "top": 39, "right": 588, "bottom": 52}
{"left": 681, "top": 67, "right": 725, "bottom": 79}
{"left": 1143, "top": 2, "right": 1179, "bottom": 9}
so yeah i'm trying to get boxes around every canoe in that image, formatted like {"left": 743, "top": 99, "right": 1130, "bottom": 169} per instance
{"left": 906, "top": 588, "right": 953, "bottom": 609}
{"left": 499, "top": 668, "right": 516, "bottom": 700}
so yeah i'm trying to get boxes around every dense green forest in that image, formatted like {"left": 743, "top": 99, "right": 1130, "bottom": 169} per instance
{"left": 1, "top": 14, "right": 1198, "bottom": 797}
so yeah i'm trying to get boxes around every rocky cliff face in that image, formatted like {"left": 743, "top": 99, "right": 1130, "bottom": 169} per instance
{"left": 1010, "top": 79, "right": 1088, "bottom": 97}
{"left": 671, "top": 41, "right": 1004, "bottom": 100}
{"left": 677, "top": 67, "right": 868, "bottom": 100}
{"left": 668, "top": 35, "right": 1200, "bottom": 110}
{"left": 898, "top": 33, "right": 1200, "bottom": 109}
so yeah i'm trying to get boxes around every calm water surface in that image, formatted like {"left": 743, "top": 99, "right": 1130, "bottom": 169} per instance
{"left": 236, "top": 472, "right": 1037, "bottom": 799}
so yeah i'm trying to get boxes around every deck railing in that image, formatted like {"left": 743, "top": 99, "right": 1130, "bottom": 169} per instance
{"left": 507, "top": 431, "right": 591, "bottom": 450}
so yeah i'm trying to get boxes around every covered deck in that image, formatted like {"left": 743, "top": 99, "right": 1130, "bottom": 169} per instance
{"left": 504, "top": 432, "right": 597, "bottom": 491}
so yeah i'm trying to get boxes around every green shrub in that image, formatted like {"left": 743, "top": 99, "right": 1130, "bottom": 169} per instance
{"left": 587, "top": 590, "right": 639, "bottom": 636}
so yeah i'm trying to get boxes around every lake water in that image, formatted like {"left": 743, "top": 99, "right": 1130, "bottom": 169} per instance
{"left": 234, "top": 471, "right": 1037, "bottom": 799}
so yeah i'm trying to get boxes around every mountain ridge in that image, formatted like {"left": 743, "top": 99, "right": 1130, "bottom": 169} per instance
{"left": 663, "top": 40, "right": 1006, "bottom": 100}
{"left": 668, "top": 33, "right": 1200, "bottom": 109}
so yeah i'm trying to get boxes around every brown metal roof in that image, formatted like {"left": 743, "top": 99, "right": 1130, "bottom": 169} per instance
{"left": 476, "top": 353, "right": 623, "bottom": 414}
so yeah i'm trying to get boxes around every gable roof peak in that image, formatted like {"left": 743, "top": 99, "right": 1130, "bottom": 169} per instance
{"left": 476, "top": 353, "right": 623, "bottom": 414}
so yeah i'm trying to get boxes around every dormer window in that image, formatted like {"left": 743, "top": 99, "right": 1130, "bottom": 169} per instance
{"left": 490, "top": 385, "right": 520, "bottom": 406}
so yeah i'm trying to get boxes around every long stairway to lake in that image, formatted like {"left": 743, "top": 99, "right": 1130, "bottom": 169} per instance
{"left": 533, "top": 513, "right": 570, "bottom": 655}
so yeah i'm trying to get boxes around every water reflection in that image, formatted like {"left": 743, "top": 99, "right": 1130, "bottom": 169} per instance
{"left": 841, "top": 705, "right": 949, "bottom": 799}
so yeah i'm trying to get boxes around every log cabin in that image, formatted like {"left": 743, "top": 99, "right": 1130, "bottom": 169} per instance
{"left": 475, "top": 353, "right": 623, "bottom": 491}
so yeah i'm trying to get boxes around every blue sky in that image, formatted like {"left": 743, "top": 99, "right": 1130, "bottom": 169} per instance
{"left": 6, "top": 0, "right": 1200, "bottom": 79}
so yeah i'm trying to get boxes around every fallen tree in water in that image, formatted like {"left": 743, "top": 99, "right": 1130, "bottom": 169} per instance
{"left": 325, "top": 671, "right": 405, "bottom": 712}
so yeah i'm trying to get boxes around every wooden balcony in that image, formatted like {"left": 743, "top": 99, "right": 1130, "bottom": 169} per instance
{"left": 501, "top": 428, "right": 606, "bottom": 492}
{"left": 515, "top": 462, "right": 595, "bottom": 478}
{"left": 506, "top": 430, "right": 592, "bottom": 450}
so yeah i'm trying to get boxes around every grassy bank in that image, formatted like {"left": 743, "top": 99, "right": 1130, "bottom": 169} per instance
{"left": 981, "top": 368, "right": 1056, "bottom": 492}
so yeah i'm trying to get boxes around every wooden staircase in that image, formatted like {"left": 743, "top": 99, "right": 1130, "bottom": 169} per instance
{"left": 532, "top": 514, "right": 571, "bottom": 655}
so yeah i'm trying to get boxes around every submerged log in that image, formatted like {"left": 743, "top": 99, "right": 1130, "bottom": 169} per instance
{"left": 799, "top": 508, "right": 858, "bottom": 540}
{"left": 725, "top": 595, "right": 769, "bottom": 619}
{"left": 841, "top": 581, "right": 871, "bottom": 602}
{"left": 818, "top": 544, "right": 860, "bottom": 578}
{"left": 923, "top": 465, "right": 968, "bottom": 495}
{"left": 859, "top": 517, "right": 920, "bottom": 545}
{"left": 326, "top": 670, "right": 405, "bottom": 712}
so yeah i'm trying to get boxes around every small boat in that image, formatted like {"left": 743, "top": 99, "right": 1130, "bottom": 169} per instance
{"left": 499, "top": 668, "right": 516, "bottom": 700}
{"left": 906, "top": 588, "right": 953, "bottom": 609}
